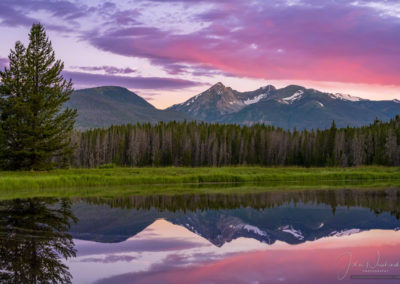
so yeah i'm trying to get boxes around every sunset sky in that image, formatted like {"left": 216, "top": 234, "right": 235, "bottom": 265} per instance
{"left": 1, "top": 0, "right": 399, "bottom": 108}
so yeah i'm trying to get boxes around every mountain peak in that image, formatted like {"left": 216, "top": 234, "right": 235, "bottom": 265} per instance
{"left": 281, "top": 85, "right": 306, "bottom": 92}
{"left": 66, "top": 86, "right": 189, "bottom": 129}
{"left": 260, "top": 85, "right": 276, "bottom": 91}
{"left": 208, "top": 82, "right": 226, "bottom": 91}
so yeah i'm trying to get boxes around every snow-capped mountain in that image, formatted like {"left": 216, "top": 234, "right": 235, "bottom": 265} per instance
{"left": 168, "top": 82, "right": 275, "bottom": 121}
{"left": 168, "top": 83, "right": 400, "bottom": 129}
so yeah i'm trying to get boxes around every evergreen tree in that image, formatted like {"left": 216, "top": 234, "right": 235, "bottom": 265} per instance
{"left": 327, "top": 120, "right": 337, "bottom": 165}
{"left": 69, "top": 118, "right": 400, "bottom": 168}
{"left": 0, "top": 23, "right": 77, "bottom": 170}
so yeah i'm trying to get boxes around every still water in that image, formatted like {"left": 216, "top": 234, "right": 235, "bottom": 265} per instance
{"left": 1, "top": 188, "right": 400, "bottom": 283}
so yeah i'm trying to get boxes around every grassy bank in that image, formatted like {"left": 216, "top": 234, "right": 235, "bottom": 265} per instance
{"left": 1, "top": 180, "right": 400, "bottom": 201}
{"left": 0, "top": 166, "right": 399, "bottom": 193}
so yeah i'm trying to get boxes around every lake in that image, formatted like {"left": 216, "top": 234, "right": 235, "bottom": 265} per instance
{"left": 1, "top": 188, "right": 400, "bottom": 283}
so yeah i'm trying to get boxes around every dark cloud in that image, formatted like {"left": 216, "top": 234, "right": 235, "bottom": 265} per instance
{"left": 62, "top": 71, "right": 205, "bottom": 90}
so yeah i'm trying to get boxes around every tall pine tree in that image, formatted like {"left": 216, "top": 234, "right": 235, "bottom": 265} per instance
{"left": 0, "top": 24, "right": 77, "bottom": 170}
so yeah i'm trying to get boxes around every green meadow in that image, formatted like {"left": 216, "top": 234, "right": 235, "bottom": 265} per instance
{"left": 0, "top": 166, "right": 399, "bottom": 200}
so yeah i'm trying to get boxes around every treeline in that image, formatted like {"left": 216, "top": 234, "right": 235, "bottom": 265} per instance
{"left": 70, "top": 116, "right": 400, "bottom": 167}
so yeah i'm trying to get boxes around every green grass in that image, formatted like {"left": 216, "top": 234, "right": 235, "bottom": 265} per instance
{"left": 0, "top": 166, "right": 399, "bottom": 200}
{"left": 1, "top": 180, "right": 400, "bottom": 201}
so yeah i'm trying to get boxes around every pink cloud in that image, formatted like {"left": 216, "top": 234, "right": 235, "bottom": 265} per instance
{"left": 87, "top": 1, "right": 400, "bottom": 85}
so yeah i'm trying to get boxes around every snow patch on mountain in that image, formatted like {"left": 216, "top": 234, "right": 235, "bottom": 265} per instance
{"left": 282, "top": 90, "right": 304, "bottom": 103}
{"left": 229, "top": 224, "right": 268, "bottom": 237}
{"left": 328, "top": 93, "right": 363, "bottom": 102}
{"left": 185, "top": 98, "right": 196, "bottom": 106}
{"left": 393, "top": 99, "right": 400, "bottom": 104}
{"left": 182, "top": 93, "right": 202, "bottom": 107}
{"left": 278, "top": 225, "right": 304, "bottom": 240}
{"left": 316, "top": 101, "right": 324, "bottom": 107}
{"left": 183, "top": 223, "right": 200, "bottom": 235}
{"left": 243, "top": 225, "right": 268, "bottom": 236}
{"left": 330, "top": 229, "right": 360, "bottom": 237}
{"left": 243, "top": 93, "right": 268, "bottom": 105}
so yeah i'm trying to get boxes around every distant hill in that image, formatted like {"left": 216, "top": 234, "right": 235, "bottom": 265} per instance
{"left": 65, "top": 86, "right": 189, "bottom": 129}
{"left": 168, "top": 83, "right": 400, "bottom": 129}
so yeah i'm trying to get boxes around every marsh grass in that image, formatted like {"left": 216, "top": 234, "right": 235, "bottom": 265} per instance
{"left": 0, "top": 166, "right": 399, "bottom": 200}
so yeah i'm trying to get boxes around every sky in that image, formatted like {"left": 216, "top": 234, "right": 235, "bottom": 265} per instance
{"left": 0, "top": 0, "right": 399, "bottom": 109}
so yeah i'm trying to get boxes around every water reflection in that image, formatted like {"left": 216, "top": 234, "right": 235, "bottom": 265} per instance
{"left": 0, "top": 198, "right": 77, "bottom": 283}
{"left": 72, "top": 188, "right": 400, "bottom": 245}
{"left": 83, "top": 187, "right": 400, "bottom": 215}
{"left": 1, "top": 188, "right": 400, "bottom": 283}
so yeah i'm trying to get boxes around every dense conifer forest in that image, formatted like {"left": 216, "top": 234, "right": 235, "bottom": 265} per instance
{"left": 71, "top": 116, "right": 400, "bottom": 168}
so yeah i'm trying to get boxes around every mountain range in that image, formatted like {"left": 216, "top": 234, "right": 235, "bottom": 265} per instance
{"left": 169, "top": 82, "right": 400, "bottom": 129}
{"left": 67, "top": 83, "right": 400, "bottom": 129}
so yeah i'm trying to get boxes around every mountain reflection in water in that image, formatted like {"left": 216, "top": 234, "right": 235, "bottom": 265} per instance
{"left": 1, "top": 188, "right": 400, "bottom": 283}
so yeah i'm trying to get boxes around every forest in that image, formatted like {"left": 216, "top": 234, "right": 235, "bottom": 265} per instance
{"left": 71, "top": 116, "right": 400, "bottom": 168}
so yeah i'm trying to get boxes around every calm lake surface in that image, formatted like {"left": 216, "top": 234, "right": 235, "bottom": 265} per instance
{"left": 1, "top": 188, "right": 400, "bottom": 283}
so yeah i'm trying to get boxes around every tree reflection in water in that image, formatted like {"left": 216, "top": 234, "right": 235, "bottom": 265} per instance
{"left": 82, "top": 188, "right": 400, "bottom": 218}
{"left": 0, "top": 198, "right": 77, "bottom": 284}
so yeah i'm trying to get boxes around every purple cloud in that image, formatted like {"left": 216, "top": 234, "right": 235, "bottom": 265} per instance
{"left": 72, "top": 66, "right": 136, "bottom": 75}
{"left": 75, "top": 238, "right": 206, "bottom": 257}
{"left": 152, "top": 58, "right": 233, "bottom": 77}
{"left": 0, "top": 0, "right": 89, "bottom": 20}
{"left": 62, "top": 71, "right": 206, "bottom": 90}
{"left": 80, "top": 254, "right": 137, "bottom": 264}
{"left": 85, "top": 0, "right": 400, "bottom": 85}
{"left": 0, "top": 3, "right": 36, "bottom": 27}
{"left": 0, "top": 0, "right": 95, "bottom": 31}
